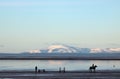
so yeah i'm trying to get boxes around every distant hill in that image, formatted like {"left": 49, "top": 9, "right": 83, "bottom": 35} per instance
{"left": 0, "top": 53, "right": 120, "bottom": 60}
{"left": 0, "top": 44, "right": 120, "bottom": 60}
{"left": 26, "top": 44, "right": 120, "bottom": 53}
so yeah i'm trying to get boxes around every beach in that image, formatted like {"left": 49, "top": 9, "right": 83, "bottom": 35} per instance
{"left": 0, "top": 54, "right": 120, "bottom": 79}
{"left": 0, "top": 59, "right": 120, "bottom": 79}
{"left": 0, "top": 70, "right": 120, "bottom": 79}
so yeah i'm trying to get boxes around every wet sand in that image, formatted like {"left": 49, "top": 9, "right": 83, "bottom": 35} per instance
{"left": 0, "top": 70, "right": 120, "bottom": 79}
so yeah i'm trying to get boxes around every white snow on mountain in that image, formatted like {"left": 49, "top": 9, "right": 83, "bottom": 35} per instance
{"left": 29, "top": 49, "right": 41, "bottom": 53}
{"left": 47, "top": 45, "right": 77, "bottom": 53}
{"left": 27, "top": 44, "right": 120, "bottom": 53}
{"left": 105, "top": 48, "right": 120, "bottom": 53}
{"left": 90, "top": 48, "right": 104, "bottom": 53}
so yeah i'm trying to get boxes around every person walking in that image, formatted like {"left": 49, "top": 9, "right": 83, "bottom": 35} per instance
{"left": 35, "top": 66, "right": 38, "bottom": 73}
{"left": 59, "top": 67, "right": 61, "bottom": 73}
{"left": 63, "top": 67, "right": 65, "bottom": 73}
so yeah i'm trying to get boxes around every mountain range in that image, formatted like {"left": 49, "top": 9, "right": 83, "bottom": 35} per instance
{"left": 0, "top": 44, "right": 120, "bottom": 60}
{"left": 27, "top": 45, "right": 120, "bottom": 53}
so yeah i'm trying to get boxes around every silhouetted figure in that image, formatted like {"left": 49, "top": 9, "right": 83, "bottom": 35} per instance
{"left": 89, "top": 64, "right": 97, "bottom": 72}
{"left": 35, "top": 66, "right": 38, "bottom": 73}
{"left": 43, "top": 69, "right": 45, "bottom": 72}
{"left": 92, "top": 64, "right": 95, "bottom": 67}
{"left": 38, "top": 69, "right": 41, "bottom": 73}
{"left": 63, "top": 67, "right": 65, "bottom": 73}
{"left": 59, "top": 67, "right": 61, "bottom": 73}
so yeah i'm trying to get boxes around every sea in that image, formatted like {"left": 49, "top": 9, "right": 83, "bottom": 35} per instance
{"left": 0, "top": 60, "right": 120, "bottom": 71}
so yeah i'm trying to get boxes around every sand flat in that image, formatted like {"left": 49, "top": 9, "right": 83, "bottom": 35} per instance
{"left": 0, "top": 70, "right": 120, "bottom": 79}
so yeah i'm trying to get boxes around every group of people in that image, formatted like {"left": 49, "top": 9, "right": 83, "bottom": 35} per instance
{"left": 35, "top": 66, "right": 66, "bottom": 73}
{"left": 59, "top": 67, "right": 66, "bottom": 73}
{"left": 35, "top": 64, "right": 97, "bottom": 73}
{"left": 35, "top": 66, "right": 46, "bottom": 73}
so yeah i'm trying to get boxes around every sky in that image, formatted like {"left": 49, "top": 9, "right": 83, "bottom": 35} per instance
{"left": 0, "top": 0, "right": 120, "bottom": 53}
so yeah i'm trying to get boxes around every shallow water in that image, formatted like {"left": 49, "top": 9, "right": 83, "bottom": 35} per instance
{"left": 0, "top": 60, "right": 120, "bottom": 71}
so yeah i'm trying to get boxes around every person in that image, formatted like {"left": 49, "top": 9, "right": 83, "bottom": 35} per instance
{"left": 38, "top": 69, "right": 41, "bottom": 73}
{"left": 89, "top": 64, "right": 97, "bottom": 72}
{"left": 59, "top": 67, "right": 61, "bottom": 73}
{"left": 43, "top": 69, "right": 45, "bottom": 72}
{"left": 92, "top": 64, "right": 95, "bottom": 67}
{"left": 35, "top": 66, "right": 38, "bottom": 73}
{"left": 63, "top": 67, "right": 65, "bottom": 73}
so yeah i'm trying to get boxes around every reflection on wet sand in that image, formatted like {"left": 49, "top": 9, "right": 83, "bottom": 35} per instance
{"left": 48, "top": 60, "right": 63, "bottom": 65}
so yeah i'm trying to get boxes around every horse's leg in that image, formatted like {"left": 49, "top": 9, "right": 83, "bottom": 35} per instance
{"left": 90, "top": 69, "right": 92, "bottom": 72}
{"left": 94, "top": 68, "right": 96, "bottom": 72}
{"left": 89, "top": 67, "right": 92, "bottom": 72}
{"left": 90, "top": 68, "right": 93, "bottom": 73}
{"left": 93, "top": 69, "right": 95, "bottom": 72}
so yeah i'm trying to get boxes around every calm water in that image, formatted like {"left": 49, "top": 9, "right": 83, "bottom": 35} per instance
{"left": 0, "top": 60, "right": 120, "bottom": 71}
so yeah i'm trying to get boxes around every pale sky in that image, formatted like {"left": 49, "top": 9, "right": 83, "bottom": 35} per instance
{"left": 0, "top": 0, "right": 120, "bottom": 53}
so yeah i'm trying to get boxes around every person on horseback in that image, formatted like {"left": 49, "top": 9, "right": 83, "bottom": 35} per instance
{"left": 92, "top": 64, "right": 95, "bottom": 67}
{"left": 89, "top": 64, "right": 97, "bottom": 72}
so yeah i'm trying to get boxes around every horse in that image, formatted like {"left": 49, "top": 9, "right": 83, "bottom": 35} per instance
{"left": 89, "top": 65, "right": 97, "bottom": 72}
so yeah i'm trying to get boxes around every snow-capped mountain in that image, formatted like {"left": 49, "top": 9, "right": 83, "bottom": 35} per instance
{"left": 27, "top": 44, "right": 120, "bottom": 53}
{"left": 90, "top": 48, "right": 104, "bottom": 53}
{"left": 29, "top": 49, "right": 41, "bottom": 53}
{"left": 47, "top": 45, "right": 77, "bottom": 53}
{"left": 29, "top": 45, "right": 81, "bottom": 53}
{"left": 90, "top": 48, "right": 120, "bottom": 53}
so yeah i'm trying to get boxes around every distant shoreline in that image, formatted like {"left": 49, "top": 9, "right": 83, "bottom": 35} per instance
{"left": 0, "top": 53, "right": 120, "bottom": 60}
{"left": 0, "top": 57, "right": 120, "bottom": 60}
